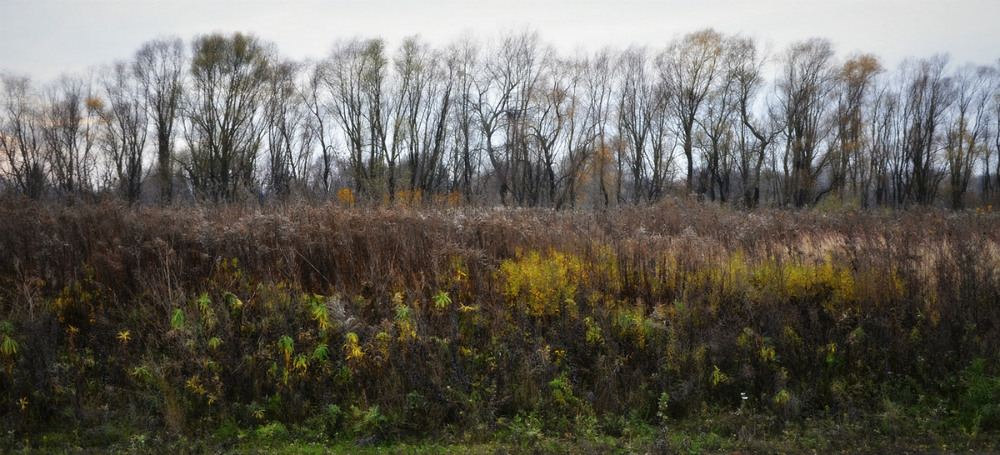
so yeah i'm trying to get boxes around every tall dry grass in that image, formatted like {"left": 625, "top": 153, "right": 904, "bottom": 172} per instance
{"left": 0, "top": 196, "right": 998, "bottom": 443}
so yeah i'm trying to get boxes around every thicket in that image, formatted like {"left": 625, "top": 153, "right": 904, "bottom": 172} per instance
{"left": 1, "top": 197, "right": 999, "bottom": 451}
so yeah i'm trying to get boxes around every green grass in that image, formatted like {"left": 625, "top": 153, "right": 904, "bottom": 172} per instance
{"left": 8, "top": 409, "right": 998, "bottom": 454}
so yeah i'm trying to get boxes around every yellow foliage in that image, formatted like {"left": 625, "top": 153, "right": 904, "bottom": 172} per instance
{"left": 710, "top": 365, "right": 729, "bottom": 387}
{"left": 584, "top": 317, "right": 603, "bottom": 346}
{"left": 394, "top": 305, "right": 417, "bottom": 342}
{"left": 375, "top": 331, "right": 391, "bottom": 363}
{"left": 344, "top": 332, "right": 364, "bottom": 367}
{"left": 436, "top": 190, "right": 462, "bottom": 207}
{"left": 500, "top": 250, "right": 583, "bottom": 318}
{"left": 336, "top": 188, "right": 355, "bottom": 206}
{"left": 393, "top": 189, "right": 422, "bottom": 207}
{"left": 85, "top": 97, "right": 104, "bottom": 113}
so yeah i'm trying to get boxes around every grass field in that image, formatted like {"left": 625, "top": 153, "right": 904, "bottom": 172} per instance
{"left": 1, "top": 198, "right": 998, "bottom": 453}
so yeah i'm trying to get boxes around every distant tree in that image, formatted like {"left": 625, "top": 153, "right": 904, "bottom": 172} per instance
{"left": 696, "top": 36, "right": 754, "bottom": 203}
{"left": 301, "top": 61, "right": 337, "bottom": 194}
{"left": 579, "top": 50, "right": 621, "bottom": 207}
{"left": 43, "top": 75, "right": 99, "bottom": 200}
{"left": 776, "top": 38, "right": 836, "bottom": 207}
{"left": 9, "top": 27, "right": 1000, "bottom": 210}
{"left": 523, "top": 50, "right": 571, "bottom": 206}
{"left": 183, "top": 32, "right": 273, "bottom": 201}
{"left": 866, "top": 76, "right": 900, "bottom": 207}
{"left": 989, "top": 60, "right": 1000, "bottom": 202}
{"left": 617, "top": 47, "right": 655, "bottom": 202}
{"left": 0, "top": 73, "right": 47, "bottom": 198}
{"left": 727, "top": 36, "right": 776, "bottom": 208}
{"left": 444, "top": 35, "right": 482, "bottom": 199}
{"left": 96, "top": 61, "right": 149, "bottom": 203}
{"left": 944, "top": 63, "right": 995, "bottom": 208}
{"left": 831, "top": 54, "right": 882, "bottom": 204}
{"left": 899, "top": 55, "right": 953, "bottom": 205}
{"left": 393, "top": 36, "right": 454, "bottom": 196}
{"left": 658, "top": 28, "right": 725, "bottom": 193}
{"left": 475, "top": 30, "right": 546, "bottom": 205}
{"left": 263, "top": 59, "right": 313, "bottom": 198}
{"left": 134, "top": 37, "right": 184, "bottom": 204}
{"left": 323, "top": 38, "right": 392, "bottom": 198}
{"left": 552, "top": 49, "right": 609, "bottom": 208}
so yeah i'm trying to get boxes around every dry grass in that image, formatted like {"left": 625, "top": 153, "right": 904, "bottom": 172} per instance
{"left": 1, "top": 196, "right": 998, "bottom": 449}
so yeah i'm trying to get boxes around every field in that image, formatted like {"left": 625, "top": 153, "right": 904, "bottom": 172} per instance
{"left": 1, "top": 197, "right": 999, "bottom": 453}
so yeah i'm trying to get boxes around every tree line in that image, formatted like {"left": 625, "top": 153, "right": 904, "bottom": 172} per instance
{"left": 2, "top": 29, "right": 999, "bottom": 208}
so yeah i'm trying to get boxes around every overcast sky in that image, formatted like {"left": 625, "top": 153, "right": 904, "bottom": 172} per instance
{"left": 2, "top": 0, "right": 999, "bottom": 83}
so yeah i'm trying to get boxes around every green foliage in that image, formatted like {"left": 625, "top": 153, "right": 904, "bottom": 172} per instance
{"left": 170, "top": 308, "right": 185, "bottom": 331}
{"left": 312, "top": 343, "right": 329, "bottom": 362}
{"left": 774, "top": 389, "right": 790, "bottom": 406}
{"left": 131, "top": 365, "right": 153, "bottom": 384}
{"left": 222, "top": 291, "right": 242, "bottom": 309}
{"left": 350, "top": 405, "right": 387, "bottom": 437}
{"left": 253, "top": 422, "right": 290, "bottom": 445}
{"left": 500, "top": 413, "right": 544, "bottom": 448}
{"left": 278, "top": 335, "right": 294, "bottom": 363}
{"left": 657, "top": 392, "right": 670, "bottom": 423}
{"left": 548, "top": 371, "right": 578, "bottom": 411}
{"left": 711, "top": 365, "right": 729, "bottom": 387}
{"left": 0, "top": 321, "right": 17, "bottom": 358}
{"left": 432, "top": 290, "right": 451, "bottom": 310}
{"left": 394, "top": 304, "right": 416, "bottom": 341}
{"left": 303, "top": 294, "right": 330, "bottom": 331}
{"left": 343, "top": 332, "right": 363, "bottom": 368}
{"left": 958, "top": 358, "right": 1000, "bottom": 433}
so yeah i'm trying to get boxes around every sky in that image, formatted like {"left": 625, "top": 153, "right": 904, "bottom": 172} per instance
{"left": 1, "top": 0, "right": 999, "bottom": 84}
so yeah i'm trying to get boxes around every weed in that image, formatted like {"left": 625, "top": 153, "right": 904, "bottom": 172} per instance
{"left": 0, "top": 200, "right": 997, "bottom": 451}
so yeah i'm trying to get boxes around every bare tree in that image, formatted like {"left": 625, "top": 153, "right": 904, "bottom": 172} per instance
{"left": 552, "top": 49, "right": 610, "bottom": 208}
{"left": 522, "top": 50, "right": 571, "bottom": 206}
{"left": 184, "top": 32, "right": 273, "bottom": 201}
{"left": 944, "top": 63, "right": 994, "bottom": 208}
{"left": 989, "top": 60, "right": 1000, "bottom": 202}
{"left": 727, "top": 36, "right": 776, "bottom": 208}
{"left": 696, "top": 36, "right": 757, "bottom": 203}
{"left": 324, "top": 38, "right": 391, "bottom": 198}
{"left": 96, "top": 62, "right": 149, "bottom": 203}
{"left": 301, "top": 61, "right": 337, "bottom": 194}
{"left": 475, "top": 30, "right": 545, "bottom": 205}
{"left": 863, "top": 73, "right": 898, "bottom": 207}
{"left": 568, "top": 48, "right": 616, "bottom": 208}
{"left": 263, "top": 59, "right": 312, "bottom": 198}
{"left": 43, "top": 75, "right": 99, "bottom": 200}
{"left": 444, "top": 35, "right": 482, "bottom": 200}
{"left": 1, "top": 73, "right": 47, "bottom": 198}
{"left": 134, "top": 37, "right": 184, "bottom": 204}
{"left": 899, "top": 55, "right": 953, "bottom": 205}
{"left": 776, "top": 38, "right": 836, "bottom": 207}
{"left": 617, "top": 47, "right": 655, "bottom": 202}
{"left": 831, "top": 54, "right": 882, "bottom": 203}
{"left": 658, "top": 28, "right": 725, "bottom": 193}
{"left": 393, "top": 36, "right": 454, "bottom": 196}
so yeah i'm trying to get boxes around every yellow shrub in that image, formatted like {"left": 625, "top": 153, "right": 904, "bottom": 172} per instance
{"left": 337, "top": 188, "right": 355, "bottom": 206}
{"left": 500, "top": 250, "right": 582, "bottom": 318}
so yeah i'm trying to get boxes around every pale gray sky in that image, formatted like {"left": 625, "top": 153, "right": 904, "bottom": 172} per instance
{"left": 2, "top": 0, "right": 998, "bottom": 83}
